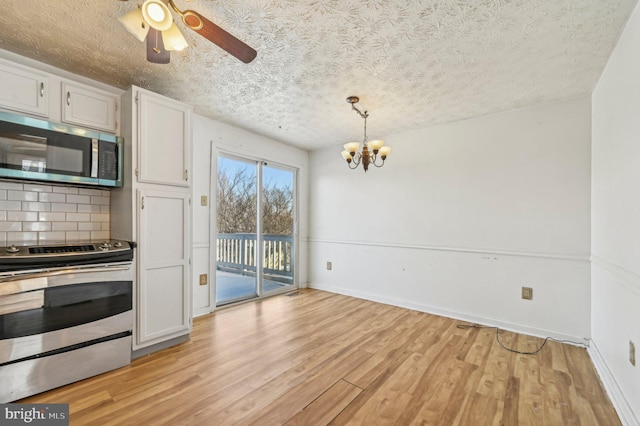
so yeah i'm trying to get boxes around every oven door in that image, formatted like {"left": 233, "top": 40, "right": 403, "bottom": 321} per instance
{"left": 0, "top": 263, "right": 134, "bottom": 364}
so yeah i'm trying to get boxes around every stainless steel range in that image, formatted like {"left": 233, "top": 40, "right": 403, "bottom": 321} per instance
{"left": 0, "top": 240, "right": 135, "bottom": 402}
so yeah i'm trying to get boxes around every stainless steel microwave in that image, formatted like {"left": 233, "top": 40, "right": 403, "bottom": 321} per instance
{"left": 0, "top": 111, "right": 123, "bottom": 187}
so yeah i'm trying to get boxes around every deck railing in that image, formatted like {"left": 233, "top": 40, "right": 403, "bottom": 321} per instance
{"left": 216, "top": 233, "right": 293, "bottom": 282}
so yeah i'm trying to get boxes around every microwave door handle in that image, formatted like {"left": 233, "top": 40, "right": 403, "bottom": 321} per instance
{"left": 90, "top": 139, "right": 99, "bottom": 178}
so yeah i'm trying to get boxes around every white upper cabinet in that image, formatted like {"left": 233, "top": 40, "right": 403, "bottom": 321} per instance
{"left": 138, "top": 92, "right": 191, "bottom": 187}
{"left": 0, "top": 57, "right": 121, "bottom": 134}
{"left": 61, "top": 81, "right": 118, "bottom": 133}
{"left": 0, "top": 59, "right": 49, "bottom": 117}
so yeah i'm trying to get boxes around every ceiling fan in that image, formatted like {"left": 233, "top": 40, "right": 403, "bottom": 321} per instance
{"left": 118, "top": 0, "right": 257, "bottom": 64}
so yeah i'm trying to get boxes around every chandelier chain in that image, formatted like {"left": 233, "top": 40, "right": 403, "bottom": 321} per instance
{"left": 363, "top": 114, "right": 368, "bottom": 145}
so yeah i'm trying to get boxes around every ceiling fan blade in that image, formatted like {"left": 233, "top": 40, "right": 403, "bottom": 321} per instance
{"left": 146, "top": 28, "right": 170, "bottom": 64}
{"left": 180, "top": 10, "right": 257, "bottom": 64}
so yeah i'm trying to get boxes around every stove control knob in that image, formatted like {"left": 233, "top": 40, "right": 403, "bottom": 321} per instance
{"left": 113, "top": 241, "right": 123, "bottom": 248}
{"left": 6, "top": 245, "right": 19, "bottom": 253}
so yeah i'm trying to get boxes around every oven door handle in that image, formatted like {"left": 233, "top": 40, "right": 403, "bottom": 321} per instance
{"left": 0, "top": 263, "right": 133, "bottom": 284}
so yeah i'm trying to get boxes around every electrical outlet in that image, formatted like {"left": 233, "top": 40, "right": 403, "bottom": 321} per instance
{"left": 326, "top": 261, "right": 332, "bottom": 271}
{"left": 200, "top": 196, "right": 208, "bottom": 206}
{"left": 630, "top": 341, "right": 636, "bottom": 366}
{"left": 199, "top": 274, "right": 208, "bottom": 285}
{"left": 521, "top": 287, "right": 533, "bottom": 300}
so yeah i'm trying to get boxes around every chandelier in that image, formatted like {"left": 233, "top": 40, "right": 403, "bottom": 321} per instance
{"left": 340, "top": 96, "right": 391, "bottom": 172}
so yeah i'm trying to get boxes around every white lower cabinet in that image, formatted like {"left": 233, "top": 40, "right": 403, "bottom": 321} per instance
{"left": 136, "top": 189, "right": 191, "bottom": 348}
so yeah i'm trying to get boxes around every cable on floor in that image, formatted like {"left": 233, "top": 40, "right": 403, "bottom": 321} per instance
{"left": 456, "top": 323, "right": 587, "bottom": 355}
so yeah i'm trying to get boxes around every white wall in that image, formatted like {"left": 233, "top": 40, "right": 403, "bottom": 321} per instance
{"left": 591, "top": 1, "right": 640, "bottom": 423}
{"left": 191, "top": 115, "right": 309, "bottom": 316}
{"left": 309, "top": 97, "right": 592, "bottom": 342}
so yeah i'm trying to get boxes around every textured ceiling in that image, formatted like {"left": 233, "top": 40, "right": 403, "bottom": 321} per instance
{"left": 0, "top": 0, "right": 637, "bottom": 151}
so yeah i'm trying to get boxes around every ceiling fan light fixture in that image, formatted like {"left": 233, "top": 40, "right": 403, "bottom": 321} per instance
{"left": 120, "top": 0, "right": 257, "bottom": 64}
{"left": 141, "top": 0, "right": 173, "bottom": 31}
{"left": 162, "top": 23, "right": 188, "bottom": 51}
{"left": 118, "top": 8, "right": 149, "bottom": 42}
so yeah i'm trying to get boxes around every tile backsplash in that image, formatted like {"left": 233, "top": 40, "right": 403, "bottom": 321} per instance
{"left": 0, "top": 181, "right": 110, "bottom": 244}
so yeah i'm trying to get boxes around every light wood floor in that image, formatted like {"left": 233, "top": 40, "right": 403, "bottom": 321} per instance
{"left": 22, "top": 289, "right": 619, "bottom": 425}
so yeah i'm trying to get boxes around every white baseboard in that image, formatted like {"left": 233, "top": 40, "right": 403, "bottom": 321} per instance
{"left": 192, "top": 307, "right": 212, "bottom": 318}
{"left": 589, "top": 341, "right": 639, "bottom": 426}
{"left": 308, "top": 283, "right": 589, "bottom": 345}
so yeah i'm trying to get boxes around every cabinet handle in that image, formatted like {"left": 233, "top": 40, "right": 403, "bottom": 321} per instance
{"left": 66, "top": 91, "right": 71, "bottom": 106}
{"left": 141, "top": 196, "right": 145, "bottom": 210}
{"left": 185, "top": 169, "right": 189, "bottom": 181}
{"left": 40, "top": 82, "right": 44, "bottom": 97}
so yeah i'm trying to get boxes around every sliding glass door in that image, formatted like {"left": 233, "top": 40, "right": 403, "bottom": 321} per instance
{"left": 215, "top": 156, "right": 258, "bottom": 304}
{"left": 215, "top": 154, "right": 296, "bottom": 305}
{"left": 261, "top": 164, "right": 295, "bottom": 294}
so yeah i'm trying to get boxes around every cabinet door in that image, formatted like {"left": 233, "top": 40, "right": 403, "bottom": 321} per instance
{"left": 0, "top": 59, "right": 49, "bottom": 117}
{"left": 62, "top": 82, "right": 118, "bottom": 132}
{"left": 136, "top": 189, "right": 191, "bottom": 348}
{"left": 138, "top": 92, "right": 190, "bottom": 187}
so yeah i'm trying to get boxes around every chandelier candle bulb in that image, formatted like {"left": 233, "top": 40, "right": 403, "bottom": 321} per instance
{"left": 369, "top": 139, "right": 384, "bottom": 153}
{"left": 379, "top": 146, "right": 391, "bottom": 159}
{"left": 344, "top": 142, "right": 360, "bottom": 156}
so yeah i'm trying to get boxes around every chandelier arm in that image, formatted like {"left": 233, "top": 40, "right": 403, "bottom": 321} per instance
{"left": 370, "top": 152, "right": 381, "bottom": 167}
{"left": 352, "top": 152, "right": 362, "bottom": 166}
{"left": 347, "top": 152, "right": 360, "bottom": 169}
{"left": 351, "top": 104, "right": 368, "bottom": 120}
{"left": 373, "top": 158, "right": 385, "bottom": 168}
